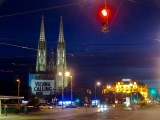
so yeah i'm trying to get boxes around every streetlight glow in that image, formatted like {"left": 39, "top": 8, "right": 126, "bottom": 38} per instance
{"left": 65, "top": 72, "right": 70, "bottom": 77}
{"left": 59, "top": 72, "right": 62, "bottom": 76}
{"left": 97, "top": 82, "right": 100, "bottom": 86}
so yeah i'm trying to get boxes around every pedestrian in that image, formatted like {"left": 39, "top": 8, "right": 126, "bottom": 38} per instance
{"left": 15, "top": 104, "right": 20, "bottom": 114}
{"left": 24, "top": 106, "right": 28, "bottom": 115}
{"left": 4, "top": 105, "right": 8, "bottom": 116}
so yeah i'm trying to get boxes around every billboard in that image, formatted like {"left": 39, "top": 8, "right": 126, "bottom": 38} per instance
{"left": 29, "top": 74, "right": 55, "bottom": 95}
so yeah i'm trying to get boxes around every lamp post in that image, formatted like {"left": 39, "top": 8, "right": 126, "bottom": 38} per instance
{"left": 70, "top": 75, "right": 73, "bottom": 107}
{"left": 16, "top": 79, "right": 20, "bottom": 107}
{"left": 95, "top": 82, "right": 101, "bottom": 106}
{"left": 106, "top": 85, "right": 111, "bottom": 105}
{"left": 129, "top": 83, "right": 133, "bottom": 107}
{"left": 59, "top": 71, "right": 70, "bottom": 110}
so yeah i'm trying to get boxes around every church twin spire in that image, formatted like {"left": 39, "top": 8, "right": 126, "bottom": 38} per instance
{"left": 58, "top": 16, "right": 65, "bottom": 43}
{"left": 40, "top": 15, "right": 45, "bottom": 41}
{"left": 36, "top": 15, "right": 67, "bottom": 90}
{"left": 36, "top": 15, "right": 47, "bottom": 72}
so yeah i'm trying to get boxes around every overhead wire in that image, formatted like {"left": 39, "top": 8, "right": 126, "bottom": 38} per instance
{"left": 0, "top": 0, "right": 87, "bottom": 18}
{"left": 0, "top": 2, "right": 158, "bottom": 57}
{"left": 0, "top": 0, "right": 158, "bottom": 88}
{"left": 129, "top": 0, "right": 160, "bottom": 8}
{"left": 109, "top": 0, "right": 124, "bottom": 29}
{"left": 0, "top": 42, "right": 37, "bottom": 51}
{"left": 78, "top": 3, "right": 101, "bottom": 30}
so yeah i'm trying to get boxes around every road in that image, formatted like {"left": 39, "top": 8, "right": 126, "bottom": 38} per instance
{"left": 0, "top": 104, "right": 160, "bottom": 120}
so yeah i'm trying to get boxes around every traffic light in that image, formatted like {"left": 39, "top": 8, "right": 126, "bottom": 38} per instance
{"left": 101, "top": 8, "right": 109, "bottom": 33}
{"left": 76, "top": 99, "right": 79, "bottom": 102}
{"left": 150, "top": 89, "right": 157, "bottom": 95}
{"left": 102, "top": 9, "right": 108, "bottom": 17}
{"left": 133, "top": 98, "right": 137, "bottom": 103}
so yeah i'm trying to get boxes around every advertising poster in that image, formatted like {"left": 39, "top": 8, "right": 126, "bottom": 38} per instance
{"left": 29, "top": 74, "right": 55, "bottom": 95}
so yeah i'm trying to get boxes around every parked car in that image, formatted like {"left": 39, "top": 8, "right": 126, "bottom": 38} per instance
{"left": 39, "top": 104, "right": 53, "bottom": 109}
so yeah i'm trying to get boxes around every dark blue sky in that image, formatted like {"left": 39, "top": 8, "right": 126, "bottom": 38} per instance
{"left": 0, "top": 0, "right": 160, "bottom": 90}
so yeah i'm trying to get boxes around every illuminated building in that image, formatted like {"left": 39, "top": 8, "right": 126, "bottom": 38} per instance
{"left": 102, "top": 79, "right": 148, "bottom": 100}
{"left": 29, "top": 16, "right": 68, "bottom": 97}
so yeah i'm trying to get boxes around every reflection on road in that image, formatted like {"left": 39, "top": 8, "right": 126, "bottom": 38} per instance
{"left": 97, "top": 107, "right": 108, "bottom": 112}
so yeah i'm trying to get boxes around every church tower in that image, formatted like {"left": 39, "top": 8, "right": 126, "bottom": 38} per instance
{"left": 56, "top": 16, "right": 68, "bottom": 91}
{"left": 48, "top": 48, "right": 55, "bottom": 72}
{"left": 36, "top": 15, "right": 47, "bottom": 72}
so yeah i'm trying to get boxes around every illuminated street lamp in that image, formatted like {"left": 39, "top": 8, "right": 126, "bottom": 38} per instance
{"left": 70, "top": 75, "right": 73, "bottom": 107}
{"left": 59, "top": 71, "right": 70, "bottom": 110}
{"left": 16, "top": 79, "right": 20, "bottom": 107}
{"left": 95, "top": 82, "right": 101, "bottom": 106}
{"left": 106, "top": 85, "right": 111, "bottom": 104}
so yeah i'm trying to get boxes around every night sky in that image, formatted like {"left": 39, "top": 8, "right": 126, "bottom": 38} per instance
{"left": 0, "top": 0, "right": 160, "bottom": 91}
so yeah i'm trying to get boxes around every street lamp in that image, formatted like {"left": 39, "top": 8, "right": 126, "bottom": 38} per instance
{"left": 106, "top": 85, "right": 111, "bottom": 104}
{"left": 95, "top": 82, "right": 101, "bottom": 106}
{"left": 129, "top": 83, "right": 133, "bottom": 106}
{"left": 16, "top": 79, "right": 20, "bottom": 107}
{"left": 70, "top": 75, "right": 73, "bottom": 107}
{"left": 59, "top": 71, "right": 70, "bottom": 110}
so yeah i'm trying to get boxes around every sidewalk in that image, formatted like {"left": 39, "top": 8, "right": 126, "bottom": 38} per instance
{"left": 0, "top": 107, "right": 99, "bottom": 120}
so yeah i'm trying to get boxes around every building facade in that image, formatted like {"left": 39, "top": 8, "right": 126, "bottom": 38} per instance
{"left": 102, "top": 79, "right": 148, "bottom": 101}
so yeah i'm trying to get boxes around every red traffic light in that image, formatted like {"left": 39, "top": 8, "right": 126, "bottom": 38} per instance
{"left": 102, "top": 9, "right": 107, "bottom": 17}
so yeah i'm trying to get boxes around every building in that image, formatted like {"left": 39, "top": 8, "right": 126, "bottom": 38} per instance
{"left": 29, "top": 16, "right": 68, "bottom": 97}
{"left": 102, "top": 79, "right": 148, "bottom": 103}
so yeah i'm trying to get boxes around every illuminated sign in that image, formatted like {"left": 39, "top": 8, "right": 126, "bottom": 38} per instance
{"left": 126, "top": 97, "right": 130, "bottom": 107}
{"left": 122, "top": 79, "right": 131, "bottom": 81}
{"left": 31, "top": 79, "right": 54, "bottom": 95}
{"left": 29, "top": 74, "right": 55, "bottom": 95}
{"left": 22, "top": 100, "right": 28, "bottom": 104}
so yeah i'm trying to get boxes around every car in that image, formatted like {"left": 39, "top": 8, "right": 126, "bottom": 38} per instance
{"left": 98, "top": 102, "right": 107, "bottom": 108}
{"left": 56, "top": 105, "right": 66, "bottom": 108}
{"left": 65, "top": 105, "right": 77, "bottom": 108}
{"left": 39, "top": 104, "right": 53, "bottom": 109}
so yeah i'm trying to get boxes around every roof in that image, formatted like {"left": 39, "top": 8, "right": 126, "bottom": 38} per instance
{"left": 0, "top": 95, "right": 24, "bottom": 100}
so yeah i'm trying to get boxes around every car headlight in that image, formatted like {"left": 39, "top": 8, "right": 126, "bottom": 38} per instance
{"left": 104, "top": 105, "right": 107, "bottom": 108}
{"left": 98, "top": 105, "right": 100, "bottom": 107}
{"left": 101, "top": 105, "right": 103, "bottom": 108}
{"left": 50, "top": 107, "right": 52, "bottom": 109}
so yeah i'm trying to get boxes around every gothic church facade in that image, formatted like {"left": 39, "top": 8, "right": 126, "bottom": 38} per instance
{"left": 29, "top": 16, "right": 68, "bottom": 96}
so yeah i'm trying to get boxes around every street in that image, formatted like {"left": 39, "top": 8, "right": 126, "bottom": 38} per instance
{"left": 0, "top": 104, "right": 160, "bottom": 120}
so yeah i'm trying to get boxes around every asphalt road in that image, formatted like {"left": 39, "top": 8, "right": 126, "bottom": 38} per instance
{"left": 0, "top": 104, "right": 160, "bottom": 120}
